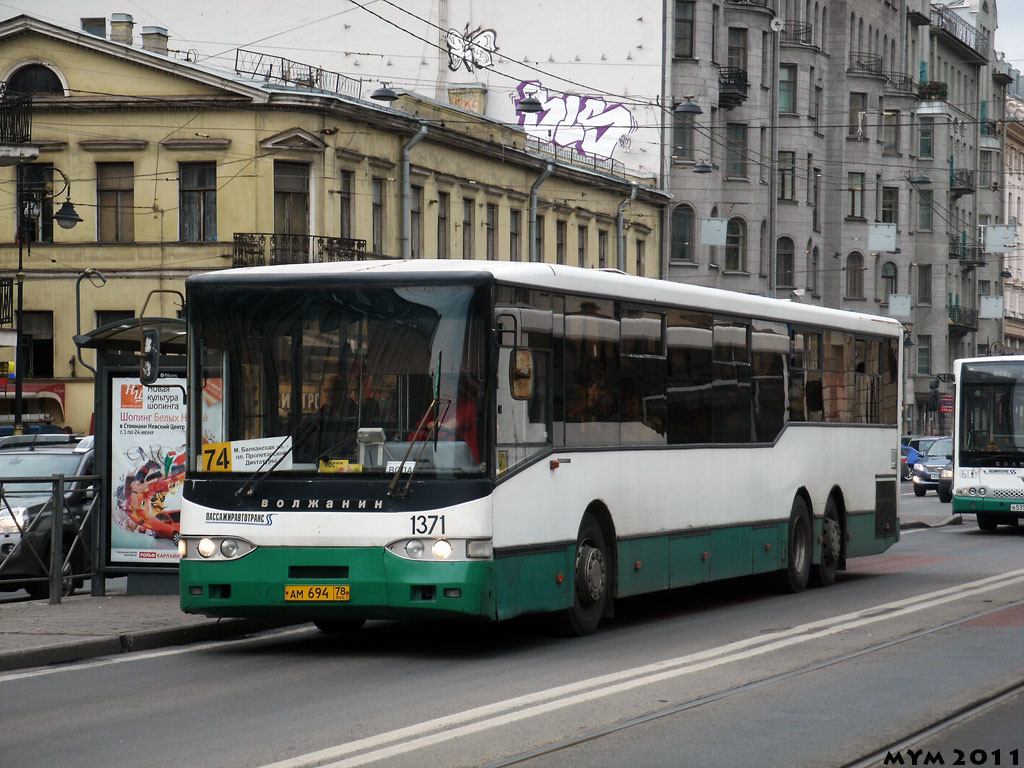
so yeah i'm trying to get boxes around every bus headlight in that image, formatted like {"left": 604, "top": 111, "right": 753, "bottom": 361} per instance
{"left": 431, "top": 539, "right": 453, "bottom": 560}
{"left": 198, "top": 538, "right": 217, "bottom": 558}
{"left": 177, "top": 539, "right": 187, "bottom": 558}
{"left": 405, "top": 539, "right": 425, "bottom": 558}
{"left": 220, "top": 538, "right": 240, "bottom": 558}
{"left": 180, "top": 536, "right": 255, "bottom": 561}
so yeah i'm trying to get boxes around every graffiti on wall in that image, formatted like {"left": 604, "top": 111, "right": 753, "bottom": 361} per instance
{"left": 446, "top": 24, "right": 498, "bottom": 72}
{"left": 513, "top": 81, "right": 637, "bottom": 162}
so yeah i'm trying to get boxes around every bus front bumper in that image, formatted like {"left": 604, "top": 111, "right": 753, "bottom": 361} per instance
{"left": 951, "top": 495, "right": 1024, "bottom": 519}
{"left": 180, "top": 546, "right": 496, "bottom": 621}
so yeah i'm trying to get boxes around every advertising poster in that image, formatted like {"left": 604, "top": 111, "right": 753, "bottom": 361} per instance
{"left": 110, "top": 378, "right": 186, "bottom": 565}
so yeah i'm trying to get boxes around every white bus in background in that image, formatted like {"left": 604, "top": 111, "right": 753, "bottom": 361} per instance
{"left": 177, "top": 260, "right": 902, "bottom": 636}
{"left": 952, "top": 355, "right": 1024, "bottom": 530}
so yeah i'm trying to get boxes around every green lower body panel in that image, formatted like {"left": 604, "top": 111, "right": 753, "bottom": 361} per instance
{"left": 494, "top": 547, "right": 574, "bottom": 620}
{"left": 180, "top": 547, "right": 496, "bottom": 621}
{"left": 843, "top": 511, "right": 898, "bottom": 558}
{"left": 952, "top": 496, "right": 1023, "bottom": 522}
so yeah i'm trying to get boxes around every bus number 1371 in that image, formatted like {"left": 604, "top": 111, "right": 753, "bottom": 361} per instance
{"left": 411, "top": 515, "right": 445, "bottom": 535}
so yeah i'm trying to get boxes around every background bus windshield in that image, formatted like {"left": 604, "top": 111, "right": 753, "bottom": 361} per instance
{"left": 959, "top": 361, "right": 1024, "bottom": 465}
{"left": 191, "top": 283, "right": 487, "bottom": 476}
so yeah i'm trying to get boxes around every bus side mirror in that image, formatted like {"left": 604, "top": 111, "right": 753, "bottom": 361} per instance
{"left": 510, "top": 348, "right": 533, "bottom": 400}
{"left": 140, "top": 328, "right": 161, "bottom": 385}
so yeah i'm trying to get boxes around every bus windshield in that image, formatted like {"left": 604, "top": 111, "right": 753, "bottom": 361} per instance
{"left": 958, "top": 360, "right": 1024, "bottom": 466}
{"left": 190, "top": 282, "right": 488, "bottom": 477}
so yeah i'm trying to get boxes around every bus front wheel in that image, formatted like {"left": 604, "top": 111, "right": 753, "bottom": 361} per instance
{"left": 811, "top": 497, "right": 841, "bottom": 587}
{"left": 778, "top": 496, "right": 811, "bottom": 593}
{"left": 976, "top": 513, "right": 998, "bottom": 532}
{"left": 554, "top": 514, "right": 609, "bottom": 637}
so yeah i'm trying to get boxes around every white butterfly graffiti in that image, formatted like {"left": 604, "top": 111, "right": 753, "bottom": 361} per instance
{"left": 446, "top": 24, "right": 498, "bottom": 73}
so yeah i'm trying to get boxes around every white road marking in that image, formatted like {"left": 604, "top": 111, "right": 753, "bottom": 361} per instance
{"left": 258, "top": 568, "right": 1024, "bottom": 768}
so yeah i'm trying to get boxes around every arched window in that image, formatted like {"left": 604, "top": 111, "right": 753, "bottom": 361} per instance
{"left": 810, "top": 246, "right": 820, "bottom": 294}
{"left": 821, "top": 7, "right": 827, "bottom": 52}
{"left": 881, "top": 261, "right": 897, "bottom": 301}
{"left": 7, "top": 64, "right": 62, "bottom": 95}
{"left": 709, "top": 205, "right": 720, "bottom": 267}
{"left": 670, "top": 205, "right": 694, "bottom": 262}
{"left": 846, "top": 251, "right": 864, "bottom": 298}
{"left": 759, "top": 219, "right": 768, "bottom": 275}
{"left": 726, "top": 217, "right": 746, "bottom": 271}
{"left": 776, "top": 236, "right": 795, "bottom": 287}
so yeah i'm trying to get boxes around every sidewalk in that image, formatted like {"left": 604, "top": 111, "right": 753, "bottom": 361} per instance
{"left": 0, "top": 512, "right": 963, "bottom": 674}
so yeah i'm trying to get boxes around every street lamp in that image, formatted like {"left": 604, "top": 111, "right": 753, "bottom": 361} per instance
{"left": 14, "top": 168, "right": 81, "bottom": 435}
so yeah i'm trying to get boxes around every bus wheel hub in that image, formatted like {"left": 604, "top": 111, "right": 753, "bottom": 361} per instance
{"left": 577, "top": 544, "right": 606, "bottom": 603}
{"left": 823, "top": 517, "right": 841, "bottom": 562}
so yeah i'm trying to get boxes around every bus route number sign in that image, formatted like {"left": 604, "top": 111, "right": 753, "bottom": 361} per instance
{"left": 284, "top": 585, "right": 351, "bottom": 601}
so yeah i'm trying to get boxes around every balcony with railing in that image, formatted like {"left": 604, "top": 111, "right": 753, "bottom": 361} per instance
{"left": 980, "top": 121, "right": 1000, "bottom": 138}
{"left": 948, "top": 304, "right": 979, "bottom": 334}
{"left": 0, "top": 93, "right": 31, "bottom": 143}
{"left": 718, "top": 67, "right": 749, "bottom": 108}
{"left": 948, "top": 235, "right": 985, "bottom": 269}
{"left": 883, "top": 71, "right": 916, "bottom": 94}
{"left": 917, "top": 80, "right": 948, "bottom": 101}
{"left": 725, "top": 0, "right": 771, "bottom": 7}
{"left": 950, "top": 169, "right": 975, "bottom": 199}
{"left": 849, "top": 52, "right": 883, "bottom": 76}
{"left": 780, "top": 21, "right": 812, "bottom": 45}
{"left": 930, "top": 4, "right": 988, "bottom": 63}
{"left": 232, "top": 233, "right": 371, "bottom": 268}
{"left": 0, "top": 277, "right": 11, "bottom": 325}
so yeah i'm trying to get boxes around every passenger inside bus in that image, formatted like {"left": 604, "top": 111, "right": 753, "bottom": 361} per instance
{"left": 406, "top": 375, "right": 481, "bottom": 462}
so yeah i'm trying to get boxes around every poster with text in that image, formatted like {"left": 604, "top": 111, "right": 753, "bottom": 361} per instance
{"left": 110, "top": 378, "right": 186, "bottom": 565}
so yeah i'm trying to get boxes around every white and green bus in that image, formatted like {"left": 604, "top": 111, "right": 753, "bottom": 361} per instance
{"left": 178, "top": 260, "right": 902, "bottom": 635}
{"left": 951, "top": 355, "right": 1024, "bottom": 531}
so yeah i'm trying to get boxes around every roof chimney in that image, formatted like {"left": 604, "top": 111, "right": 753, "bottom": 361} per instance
{"left": 110, "top": 13, "right": 134, "bottom": 45}
{"left": 141, "top": 26, "right": 169, "bottom": 56}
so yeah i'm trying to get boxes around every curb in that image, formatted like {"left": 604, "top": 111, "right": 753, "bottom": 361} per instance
{"left": 900, "top": 515, "right": 963, "bottom": 530}
{"left": 0, "top": 618, "right": 297, "bottom": 673}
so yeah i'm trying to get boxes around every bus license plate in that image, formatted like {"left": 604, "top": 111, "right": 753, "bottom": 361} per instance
{"left": 284, "top": 585, "right": 350, "bottom": 601}
{"left": 1011, "top": 504, "right": 1024, "bottom": 512}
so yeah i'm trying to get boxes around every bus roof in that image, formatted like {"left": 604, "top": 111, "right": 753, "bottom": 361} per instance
{"left": 189, "top": 260, "right": 902, "bottom": 338}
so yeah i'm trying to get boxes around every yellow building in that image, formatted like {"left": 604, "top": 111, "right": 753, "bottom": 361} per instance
{"left": 0, "top": 14, "right": 666, "bottom": 431}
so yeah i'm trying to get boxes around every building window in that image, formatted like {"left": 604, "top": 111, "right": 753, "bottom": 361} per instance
{"left": 882, "top": 110, "right": 899, "bottom": 153}
{"left": 338, "top": 170, "right": 353, "bottom": 239}
{"left": 917, "top": 189, "right": 933, "bottom": 231}
{"left": 725, "top": 123, "right": 747, "bottom": 177}
{"left": 7, "top": 64, "right": 62, "bottom": 95}
{"left": 776, "top": 236, "right": 794, "bottom": 287}
{"left": 812, "top": 167, "right": 821, "bottom": 231}
{"left": 535, "top": 214, "right": 545, "bottom": 261}
{"left": 179, "top": 162, "right": 217, "bottom": 243}
{"left": 97, "top": 162, "right": 135, "bottom": 243}
{"left": 437, "top": 191, "right": 450, "bottom": 259}
{"left": 846, "top": 251, "right": 864, "bottom": 298}
{"left": 917, "top": 264, "right": 932, "bottom": 304}
{"left": 919, "top": 117, "right": 934, "bottom": 158}
{"left": 726, "top": 217, "right": 746, "bottom": 271}
{"left": 778, "top": 64, "right": 797, "bottom": 113}
{"left": 848, "top": 92, "right": 867, "bottom": 138}
{"left": 811, "top": 86, "right": 822, "bottom": 127}
{"left": 16, "top": 163, "right": 54, "bottom": 243}
{"left": 673, "top": 113, "right": 694, "bottom": 161}
{"left": 636, "top": 239, "right": 646, "bottom": 275}
{"left": 486, "top": 203, "right": 497, "bottom": 260}
{"left": 371, "top": 177, "right": 385, "bottom": 254}
{"left": 847, "top": 172, "right": 865, "bottom": 218}
{"left": 410, "top": 185, "right": 423, "bottom": 259}
{"left": 556, "top": 219, "right": 567, "bottom": 264}
{"left": 778, "top": 151, "right": 795, "bottom": 200}
{"left": 809, "top": 246, "right": 819, "bottom": 293}
{"left": 881, "top": 261, "right": 897, "bottom": 302}
{"left": 916, "top": 334, "right": 931, "bottom": 376}
{"left": 674, "top": 1, "right": 695, "bottom": 58}
{"left": 96, "top": 309, "right": 134, "bottom": 328}
{"left": 509, "top": 208, "right": 520, "bottom": 261}
{"left": 598, "top": 229, "right": 608, "bottom": 268}
{"left": 728, "top": 27, "right": 747, "bottom": 70}
{"left": 578, "top": 225, "right": 588, "bottom": 267}
{"left": 20, "top": 311, "right": 54, "bottom": 378}
{"left": 463, "top": 199, "right": 475, "bottom": 259}
{"left": 979, "top": 150, "right": 994, "bottom": 187}
{"left": 881, "top": 187, "right": 899, "bottom": 225}
{"left": 671, "top": 205, "right": 694, "bottom": 262}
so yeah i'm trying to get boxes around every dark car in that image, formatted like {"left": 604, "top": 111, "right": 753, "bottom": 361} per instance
{"left": 0, "top": 434, "right": 96, "bottom": 599}
{"left": 911, "top": 436, "right": 953, "bottom": 497}
{"left": 938, "top": 460, "right": 953, "bottom": 503}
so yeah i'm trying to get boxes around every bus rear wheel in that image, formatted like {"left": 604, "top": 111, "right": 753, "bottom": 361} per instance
{"left": 554, "top": 514, "right": 609, "bottom": 637}
{"left": 778, "top": 496, "right": 811, "bottom": 593}
{"left": 811, "top": 497, "right": 841, "bottom": 587}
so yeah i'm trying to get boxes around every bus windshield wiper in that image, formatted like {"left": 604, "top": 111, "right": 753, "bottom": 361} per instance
{"left": 388, "top": 397, "right": 450, "bottom": 499}
{"left": 236, "top": 417, "right": 320, "bottom": 498}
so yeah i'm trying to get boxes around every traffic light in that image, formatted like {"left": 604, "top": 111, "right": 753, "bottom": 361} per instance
{"left": 929, "top": 377, "right": 940, "bottom": 411}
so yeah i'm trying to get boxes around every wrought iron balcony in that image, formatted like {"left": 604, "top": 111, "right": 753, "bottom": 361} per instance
{"left": 950, "top": 169, "right": 975, "bottom": 198}
{"left": 849, "top": 52, "right": 883, "bottom": 76}
{"left": 718, "top": 67, "right": 749, "bottom": 108}
{"left": 883, "top": 71, "right": 916, "bottom": 94}
{"left": 0, "top": 94, "right": 31, "bottom": 143}
{"left": 725, "top": 0, "right": 771, "bottom": 7}
{"left": 930, "top": 4, "right": 988, "bottom": 61}
{"left": 948, "top": 236, "right": 985, "bottom": 269}
{"left": 948, "top": 304, "right": 979, "bottom": 333}
{"left": 781, "top": 21, "right": 812, "bottom": 45}
{"left": 0, "top": 277, "right": 11, "bottom": 325}
{"left": 232, "top": 233, "right": 371, "bottom": 268}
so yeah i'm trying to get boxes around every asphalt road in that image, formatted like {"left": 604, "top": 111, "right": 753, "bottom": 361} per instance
{"left": 2, "top": 494, "right": 1022, "bottom": 768}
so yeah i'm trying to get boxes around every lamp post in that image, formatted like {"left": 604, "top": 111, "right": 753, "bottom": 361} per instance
{"left": 13, "top": 168, "right": 81, "bottom": 435}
